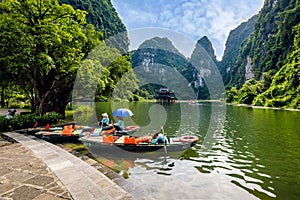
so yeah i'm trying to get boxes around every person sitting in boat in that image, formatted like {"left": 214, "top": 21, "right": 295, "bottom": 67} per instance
{"left": 113, "top": 116, "right": 125, "bottom": 131}
{"left": 151, "top": 132, "right": 169, "bottom": 144}
{"left": 99, "top": 113, "right": 109, "bottom": 127}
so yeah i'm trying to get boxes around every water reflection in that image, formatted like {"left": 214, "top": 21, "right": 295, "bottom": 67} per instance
{"left": 191, "top": 109, "right": 277, "bottom": 199}
{"left": 85, "top": 102, "right": 300, "bottom": 199}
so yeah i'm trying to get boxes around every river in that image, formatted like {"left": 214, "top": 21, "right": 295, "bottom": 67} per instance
{"left": 75, "top": 102, "right": 300, "bottom": 199}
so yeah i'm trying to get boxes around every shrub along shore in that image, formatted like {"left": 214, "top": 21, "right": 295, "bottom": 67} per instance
{"left": 0, "top": 112, "right": 62, "bottom": 132}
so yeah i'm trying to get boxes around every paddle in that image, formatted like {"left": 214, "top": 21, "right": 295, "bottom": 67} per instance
{"left": 94, "top": 124, "right": 103, "bottom": 136}
{"left": 92, "top": 121, "right": 103, "bottom": 136}
{"left": 161, "top": 126, "right": 167, "bottom": 155}
{"left": 99, "top": 123, "right": 103, "bottom": 132}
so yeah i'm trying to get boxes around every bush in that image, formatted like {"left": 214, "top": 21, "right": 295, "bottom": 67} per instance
{"left": 0, "top": 112, "right": 62, "bottom": 132}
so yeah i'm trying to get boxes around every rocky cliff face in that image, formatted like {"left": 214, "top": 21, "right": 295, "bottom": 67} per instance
{"left": 127, "top": 0, "right": 299, "bottom": 106}
{"left": 130, "top": 35, "right": 225, "bottom": 100}
{"left": 244, "top": 56, "right": 254, "bottom": 81}
{"left": 130, "top": 37, "right": 189, "bottom": 98}
{"left": 188, "top": 37, "right": 225, "bottom": 99}
{"left": 224, "top": 0, "right": 300, "bottom": 108}
{"left": 228, "top": 0, "right": 299, "bottom": 87}
{"left": 218, "top": 15, "right": 257, "bottom": 88}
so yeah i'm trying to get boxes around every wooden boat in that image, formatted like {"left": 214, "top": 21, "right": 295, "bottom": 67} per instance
{"left": 90, "top": 125, "right": 140, "bottom": 136}
{"left": 35, "top": 130, "right": 81, "bottom": 142}
{"left": 80, "top": 134, "right": 199, "bottom": 153}
{"left": 34, "top": 125, "right": 82, "bottom": 142}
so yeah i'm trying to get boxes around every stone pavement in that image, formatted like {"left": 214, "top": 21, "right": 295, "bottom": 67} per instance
{"left": 0, "top": 109, "right": 29, "bottom": 117}
{"left": 1, "top": 132, "right": 135, "bottom": 200}
{"left": 0, "top": 136, "right": 72, "bottom": 200}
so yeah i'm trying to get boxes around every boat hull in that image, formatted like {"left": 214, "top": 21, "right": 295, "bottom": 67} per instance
{"left": 80, "top": 135, "right": 196, "bottom": 154}
{"left": 35, "top": 131, "right": 80, "bottom": 143}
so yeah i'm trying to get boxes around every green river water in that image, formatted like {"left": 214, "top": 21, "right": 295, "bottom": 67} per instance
{"left": 74, "top": 102, "right": 300, "bottom": 199}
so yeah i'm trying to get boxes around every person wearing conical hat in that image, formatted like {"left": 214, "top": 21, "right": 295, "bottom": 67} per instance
{"left": 99, "top": 113, "right": 109, "bottom": 127}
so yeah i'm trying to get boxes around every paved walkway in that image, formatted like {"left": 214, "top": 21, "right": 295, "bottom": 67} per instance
{"left": 0, "top": 136, "right": 72, "bottom": 200}
{"left": 1, "top": 132, "right": 135, "bottom": 200}
{"left": 0, "top": 109, "right": 29, "bottom": 116}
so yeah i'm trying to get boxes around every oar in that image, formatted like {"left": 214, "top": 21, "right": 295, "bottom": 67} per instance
{"left": 161, "top": 126, "right": 167, "bottom": 155}
{"left": 96, "top": 124, "right": 103, "bottom": 136}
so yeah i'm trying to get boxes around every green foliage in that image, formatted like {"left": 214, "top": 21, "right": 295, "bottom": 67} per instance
{"left": 74, "top": 40, "right": 140, "bottom": 102}
{"left": 227, "top": 0, "right": 299, "bottom": 88}
{"left": 236, "top": 79, "right": 258, "bottom": 104}
{"left": 225, "top": 1, "right": 300, "bottom": 109}
{"left": 252, "top": 43, "right": 300, "bottom": 108}
{"left": 0, "top": 83, "right": 29, "bottom": 108}
{"left": 0, "top": 112, "right": 62, "bottom": 132}
{"left": 226, "top": 87, "right": 239, "bottom": 103}
{"left": 108, "top": 55, "right": 140, "bottom": 101}
{"left": 0, "top": 0, "right": 143, "bottom": 121}
{"left": 0, "top": 0, "right": 92, "bottom": 115}
{"left": 59, "top": 0, "right": 128, "bottom": 54}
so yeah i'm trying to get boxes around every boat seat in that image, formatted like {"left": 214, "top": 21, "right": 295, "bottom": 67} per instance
{"left": 103, "top": 135, "right": 114, "bottom": 143}
{"left": 124, "top": 136, "right": 136, "bottom": 145}
{"left": 114, "top": 136, "right": 126, "bottom": 144}
{"left": 62, "top": 125, "right": 74, "bottom": 136}
{"left": 135, "top": 136, "right": 151, "bottom": 144}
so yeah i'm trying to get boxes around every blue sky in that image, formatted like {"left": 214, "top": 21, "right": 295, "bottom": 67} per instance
{"left": 111, "top": 0, "right": 264, "bottom": 60}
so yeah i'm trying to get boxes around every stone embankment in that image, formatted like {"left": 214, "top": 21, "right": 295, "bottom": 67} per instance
{"left": 0, "top": 132, "right": 138, "bottom": 200}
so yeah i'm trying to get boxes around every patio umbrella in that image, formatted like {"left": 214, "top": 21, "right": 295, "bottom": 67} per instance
{"left": 112, "top": 108, "right": 133, "bottom": 117}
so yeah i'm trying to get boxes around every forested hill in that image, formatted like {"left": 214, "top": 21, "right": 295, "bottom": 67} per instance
{"left": 59, "top": 0, "right": 128, "bottom": 53}
{"left": 130, "top": 36, "right": 221, "bottom": 100}
{"left": 123, "top": 0, "right": 299, "bottom": 108}
{"left": 131, "top": 37, "right": 187, "bottom": 71}
{"left": 219, "top": 15, "right": 257, "bottom": 87}
{"left": 183, "top": 36, "right": 220, "bottom": 100}
{"left": 130, "top": 37, "right": 190, "bottom": 98}
{"left": 224, "top": 0, "right": 300, "bottom": 109}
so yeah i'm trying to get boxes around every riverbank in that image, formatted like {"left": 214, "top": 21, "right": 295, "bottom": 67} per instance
{"left": 229, "top": 103, "right": 300, "bottom": 112}
{"left": 179, "top": 100, "right": 299, "bottom": 112}
{"left": 176, "top": 100, "right": 299, "bottom": 112}
{"left": 0, "top": 131, "right": 142, "bottom": 200}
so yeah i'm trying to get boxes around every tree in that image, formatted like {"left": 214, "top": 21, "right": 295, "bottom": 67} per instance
{"left": 0, "top": 0, "right": 92, "bottom": 116}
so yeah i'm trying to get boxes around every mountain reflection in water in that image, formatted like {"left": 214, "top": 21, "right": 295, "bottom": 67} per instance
{"left": 75, "top": 102, "right": 300, "bottom": 199}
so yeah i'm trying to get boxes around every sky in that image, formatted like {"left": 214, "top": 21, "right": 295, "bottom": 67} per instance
{"left": 111, "top": 0, "right": 264, "bottom": 60}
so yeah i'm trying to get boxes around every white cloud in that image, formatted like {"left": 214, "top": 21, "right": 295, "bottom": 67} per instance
{"left": 112, "top": 0, "right": 264, "bottom": 59}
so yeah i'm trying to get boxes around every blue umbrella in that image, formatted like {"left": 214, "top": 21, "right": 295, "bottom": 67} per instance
{"left": 112, "top": 108, "right": 133, "bottom": 117}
